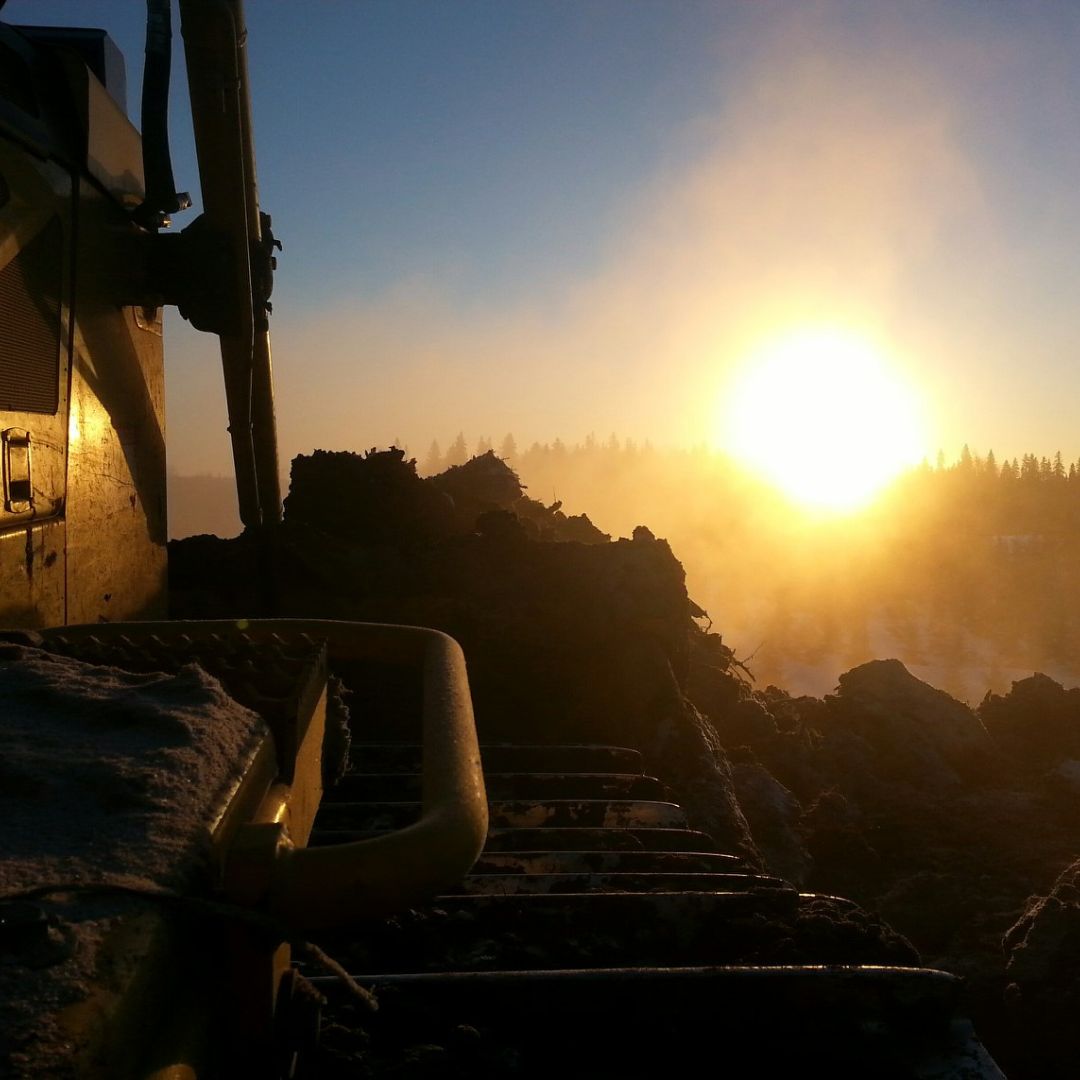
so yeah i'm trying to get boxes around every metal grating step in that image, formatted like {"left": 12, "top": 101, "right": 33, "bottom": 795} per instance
{"left": 328, "top": 771, "right": 669, "bottom": 802}
{"left": 486, "top": 799, "right": 687, "bottom": 830}
{"left": 347, "top": 743, "right": 644, "bottom": 775}
{"left": 314, "top": 799, "right": 689, "bottom": 832}
{"left": 310, "top": 734, "right": 1004, "bottom": 1078}
{"left": 448, "top": 871, "right": 789, "bottom": 895}
{"left": 310, "top": 825, "right": 722, "bottom": 854}
{"left": 482, "top": 827, "right": 717, "bottom": 852}
{"left": 312, "top": 966, "right": 995, "bottom": 1079}
{"left": 469, "top": 850, "right": 744, "bottom": 875}
{"left": 315, "top": 890, "right": 806, "bottom": 976}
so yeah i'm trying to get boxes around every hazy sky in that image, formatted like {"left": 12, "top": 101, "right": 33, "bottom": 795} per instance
{"left": 11, "top": 1, "right": 1080, "bottom": 476}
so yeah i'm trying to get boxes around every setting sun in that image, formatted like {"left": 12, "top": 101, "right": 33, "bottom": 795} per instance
{"left": 721, "top": 328, "right": 926, "bottom": 511}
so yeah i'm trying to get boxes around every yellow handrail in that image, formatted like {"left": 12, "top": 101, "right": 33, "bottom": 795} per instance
{"left": 41, "top": 619, "right": 488, "bottom": 930}
{"left": 244, "top": 618, "right": 488, "bottom": 929}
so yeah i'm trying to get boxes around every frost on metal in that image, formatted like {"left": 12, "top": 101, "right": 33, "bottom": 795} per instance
{"left": 0, "top": 643, "right": 267, "bottom": 1077}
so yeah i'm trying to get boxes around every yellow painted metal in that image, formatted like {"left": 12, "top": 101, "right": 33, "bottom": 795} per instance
{"left": 49, "top": 618, "right": 490, "bottom": 930}
{"left": 0, "top": 520, "right": 66, "bottom": 626}
{"left": 64, "top": 172, "right": 168, "bottom": 625}
{"left": 50, "top": 47, "right": 146, "bottom": 206}
{"left": 0, "top": 139, "right": 72, "bottom": 626}
{"left": 0, "top": 53, "right": 167, "bottom": 629}
{"left": 53, "top": 910, "right": 201, "bottom": 1080}
{"left": 30, "top": 620, "right": 308, "bottom": 1078}
{"left": 228, "top": 0, "right": 281, "bottom": 524}
{"left": 216, "top": 619, "right": 488, "bottom": 929}
{"left": 29, "top": 617, "right": 486, "bottom": 1075}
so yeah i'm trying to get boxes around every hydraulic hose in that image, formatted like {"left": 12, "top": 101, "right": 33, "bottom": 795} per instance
{"left": 135, "top": 0, "right": 190, "bottom": 230}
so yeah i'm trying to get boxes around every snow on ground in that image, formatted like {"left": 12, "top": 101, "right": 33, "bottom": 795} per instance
{"left": 736, "top": 617, "right": 1080, "bottom": 703}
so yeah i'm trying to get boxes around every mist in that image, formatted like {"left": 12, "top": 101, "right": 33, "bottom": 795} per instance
{"left": 164, "top": 7, "right": 1080, "bottom": 706}
{"left": 166, "top": 6, "right": 1040, "bottom": 481}
{"left": 474, "top": 440, "right": 1080, "bottom": 703}
{"left": 169, "top": 437, "right": 1080, "bottom": 708}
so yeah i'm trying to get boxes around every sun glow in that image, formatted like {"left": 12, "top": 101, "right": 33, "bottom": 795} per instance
{"left": 722, "top": 328, "right": 926, "bottom": 511}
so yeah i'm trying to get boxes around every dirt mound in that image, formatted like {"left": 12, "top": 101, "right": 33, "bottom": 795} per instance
{"left": 979, "top": 672, "right": 1080, "bottom": 768}
{"left": 430, "top": 450, "right": 524, "bottom": 512}
{"left": 172, "top": 451, "right": 757, "bottom": 861}
{"left": 284, "top": 448, "right": 455, "bottom": 545}
{"left": 823, "top": 659, "right": 997, "bottom": 790}
{"left": 283, "top": 448, "right": 610, "bottom": 549}
{"left": 171, "top": 448, "right": 1078, "bottom": 1076}
{"left": 686, "top": 661, "right": 1080, "bottom": 1078}
{"left": 432, "top": 451, "right": 609, "bottom": 543}
{"left": 1003, "top": 861, "right": 1080, "bottom": 1078}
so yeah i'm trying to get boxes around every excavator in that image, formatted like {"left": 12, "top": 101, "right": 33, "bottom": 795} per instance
{"left": 0, "top": 3, "right": 485, "bottom": 1076}
{"left": 0, "top": 3, "right": 1007, "bottom": 1077}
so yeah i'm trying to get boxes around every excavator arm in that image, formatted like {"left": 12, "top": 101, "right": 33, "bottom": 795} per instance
{"left": 144, "top": 0, "right": 281, "bottom": 529}
{"left": 0, "top": 7, "right": 488, "bottom": 1076}
{"left": 177, "top": 0, "right": 281, "bottom": 529}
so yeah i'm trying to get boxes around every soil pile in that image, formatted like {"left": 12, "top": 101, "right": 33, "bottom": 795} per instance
{"left": 172, "top": 450, "right": 758, "bottom": 860}
{"left": 1003, "top": 860, "right": 1080, "bottom": 1077}
{"left": 170, "top": 448, "right": 1080, "bottom": 1076}
{"left": 704, "top": 661, "right": 1080, "bottom": 1079}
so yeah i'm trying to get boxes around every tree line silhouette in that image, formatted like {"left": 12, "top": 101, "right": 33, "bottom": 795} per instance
{"left": 418, "top": 435, "right": 1080, "bottom": 700}
{"left": 171, "top": 433, "right": 1080, "bottom": 701}
{"left": 421, "top": 435, "right": 1080, "bottom": 540}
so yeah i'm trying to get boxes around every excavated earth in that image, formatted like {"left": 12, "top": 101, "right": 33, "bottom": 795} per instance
{"left": 170, "top": 449, "right": 1080, "bottom": 1079}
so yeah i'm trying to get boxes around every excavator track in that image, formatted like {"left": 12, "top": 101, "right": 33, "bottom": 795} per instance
{"left": 303, "top": 742, "right": 1004, "bottom": 1078}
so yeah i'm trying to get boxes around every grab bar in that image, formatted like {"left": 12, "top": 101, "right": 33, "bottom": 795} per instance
{"left": 40, "top": 618, "right": 488, "bottom": 930}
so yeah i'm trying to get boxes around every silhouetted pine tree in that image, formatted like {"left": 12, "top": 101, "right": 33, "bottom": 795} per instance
{"left": 499, "top": 433, "right": 518, "bottom": 464}
{"left": 445, "top": 432, "right": 469, "bottom": 468}
{"left": 423, "top": 440, "right": 442, "bottom": 476}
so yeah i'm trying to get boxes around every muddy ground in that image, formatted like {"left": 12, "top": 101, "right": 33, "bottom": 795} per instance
{"left": 171, "top": 449, "right": 1080, "bottom": 1078}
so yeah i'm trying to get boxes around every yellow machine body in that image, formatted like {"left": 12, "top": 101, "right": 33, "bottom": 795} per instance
{"left": 0, "top": 25, "right": 167, "bottom": 627}
{"left": 0, "top": 15, "right": 486, "bottom": 1078}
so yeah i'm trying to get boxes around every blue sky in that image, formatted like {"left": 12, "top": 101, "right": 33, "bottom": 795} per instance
{"left": 11, "top": 2, "right": 733, "bottom": 304}
{"left": 8, "top": 2, "right": 1080, "bottom": 476}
